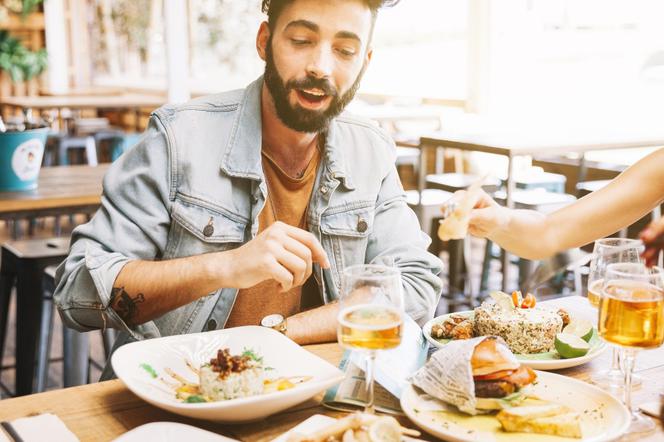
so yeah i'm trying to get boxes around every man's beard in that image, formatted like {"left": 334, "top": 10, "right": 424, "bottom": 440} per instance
{"left": 264, "top": 41, "right": 367, "bottom": 133}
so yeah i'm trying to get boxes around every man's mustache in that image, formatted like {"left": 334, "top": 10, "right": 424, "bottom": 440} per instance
{"left": 286, "top": 76, "right": 338, "bottom": 97}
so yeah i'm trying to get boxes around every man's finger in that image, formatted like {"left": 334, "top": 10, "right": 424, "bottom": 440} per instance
{"left": 282, "top": 236, "right": 313, "bottom": 282}
{"left": 275, "top": 248, "right": 308, "bottom": 287}
{"left": 268, "top": 259, "right": 294, "bottom": 292}
{"left": 282, "top": 225, "right": 330, "bottom": 268}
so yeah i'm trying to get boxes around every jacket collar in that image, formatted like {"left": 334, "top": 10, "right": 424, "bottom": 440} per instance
{"left": 220, "top": 76, "right": 354, "bottom": 190}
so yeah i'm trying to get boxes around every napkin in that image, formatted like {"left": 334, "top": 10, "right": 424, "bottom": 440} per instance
{"left": 0, "top": 413, "right": 78, "bottom": 442}
{"left": 410, "top": 336, "right": 489, "bottom": 415}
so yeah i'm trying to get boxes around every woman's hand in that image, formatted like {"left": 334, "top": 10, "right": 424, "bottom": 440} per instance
{"left": 639, "top": 217, "right": 664, "bottom": 267}
{"left": 467, "top": 189, "right": 511, "bottom": 238}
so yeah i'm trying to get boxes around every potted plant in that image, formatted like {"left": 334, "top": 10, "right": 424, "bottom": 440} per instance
{"left": 0, "top": 8, "right": 50, "bottom": 191}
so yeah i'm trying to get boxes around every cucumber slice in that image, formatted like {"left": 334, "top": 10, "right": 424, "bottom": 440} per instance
{"left": 563, "top": 319, "right": 594, "bottom": 342}
{"left": 555, "top": 333, "right": 590, "bottom": 359}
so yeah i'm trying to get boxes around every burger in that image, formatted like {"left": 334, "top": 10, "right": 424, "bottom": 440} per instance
{"left": 471, "top": 336, "right": 537, "bottom": 410}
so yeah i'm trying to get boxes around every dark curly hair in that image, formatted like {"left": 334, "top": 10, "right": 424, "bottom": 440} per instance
{"left": 261, "top": 0, "right": 401, "bottom": 30}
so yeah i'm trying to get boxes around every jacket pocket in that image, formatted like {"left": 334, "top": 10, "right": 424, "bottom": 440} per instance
{"left": 320, "top": 203, "right": 375, "bottom": 292}
{"left": 168, "top": 198, "right": 246, "bottom": 256}
{"left": 320, "top": 203, "right": 374, "bottom": 238}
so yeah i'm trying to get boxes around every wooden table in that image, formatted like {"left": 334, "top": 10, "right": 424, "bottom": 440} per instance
{"left": 0, "top": 94, "right": 165, "bottom": 131}
{"left": 0, "top": 297, "right": 661, "bottom": 441}
{"left": 419, "top": 129, "right": 664, "bottom": 290}
{"left": 0, "top": 164, "right": 107, "bottom": 229}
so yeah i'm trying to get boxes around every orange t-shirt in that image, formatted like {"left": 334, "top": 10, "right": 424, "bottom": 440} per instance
{"left": 224, "top": 148, "right": 321, "bottom": 328}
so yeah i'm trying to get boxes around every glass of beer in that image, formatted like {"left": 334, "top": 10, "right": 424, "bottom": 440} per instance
{"left": 337, "top": 264, "right": 404, "bottom": 414}
{"left": 588, "top": 238, "right": 643, "bottom": 389}
{"left": 599, "top": 263, "right": 664, "bottom": 434}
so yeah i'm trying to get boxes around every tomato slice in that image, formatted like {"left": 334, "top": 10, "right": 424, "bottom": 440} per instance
{"left": 503, "top": 365, "right": 537, "bottom": 387}
{"left": 473, "top": 369, "right": 515, "bottom": 381}
{"left": 521, "top": 293, "right": 537, "bottom": 308}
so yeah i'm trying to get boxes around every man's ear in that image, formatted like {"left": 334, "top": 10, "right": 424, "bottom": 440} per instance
{"left": 256, "top": 21, "right": 270, "bottom": 61}
{"left": 365, "top": 46, "right": 373, "bottom": 66}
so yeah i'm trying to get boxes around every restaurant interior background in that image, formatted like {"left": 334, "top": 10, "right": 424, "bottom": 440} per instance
{"left": 0, "top": 0, "right": 663, "bottom": 394}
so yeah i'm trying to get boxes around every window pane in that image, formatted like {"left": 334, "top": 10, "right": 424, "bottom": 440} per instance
{"left": 361, "top": 0, "right": 468, "bottom": 99}
{"left": 188, "top": 0, "right": 263, "bottom": 93}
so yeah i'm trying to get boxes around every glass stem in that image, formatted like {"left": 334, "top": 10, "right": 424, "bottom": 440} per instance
{"left": 611, "top": 347, "right": 621, "bottom": 372}
{"left": 364, "top": 352, "right": 377, "bottom": 414}
{"left": 623, "top": 348, "right": 637, "bottom": 415}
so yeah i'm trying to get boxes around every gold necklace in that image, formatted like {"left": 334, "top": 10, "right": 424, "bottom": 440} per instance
{"left": 262, "top": 161, "right": 311, "bottom": 228}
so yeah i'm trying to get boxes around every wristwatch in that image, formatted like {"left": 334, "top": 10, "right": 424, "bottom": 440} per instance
{"left": 260, "top": 313, "right": 287, "bottom": 334}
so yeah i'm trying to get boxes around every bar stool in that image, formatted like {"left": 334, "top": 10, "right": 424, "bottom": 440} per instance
{"left": 0, "top": 238, "right": 69, "bottom": 396}
{"left": 501, "top": 169, "right": 567, "bottom": 193}
{"left": 576, "top": 179, "right": 611, "bottom": 198}
{"left": 405, "top": 189, "right": 476, "bottom": 311}
{"left": 45, "top": 133, "right": 99, "bottom": 166}
{"left": 36, "top": 266, "right": 116, "bottom": 392}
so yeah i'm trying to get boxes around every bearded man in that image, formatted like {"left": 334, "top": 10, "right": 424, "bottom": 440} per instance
{"left": 55, "top": 0, "right": 442, "bottom": 378}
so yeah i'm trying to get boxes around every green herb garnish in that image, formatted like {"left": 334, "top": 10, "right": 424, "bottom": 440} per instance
{"left": 241, "top": 348, "right": 263, "bottom": 364}
{"left": 184, "top": 395, "right": 207, "bottom": 403}
{"left": 140, "top": 363, "right": 158, "bottom": 379}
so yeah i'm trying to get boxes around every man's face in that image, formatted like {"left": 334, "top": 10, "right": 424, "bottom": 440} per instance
{"left": 259, "top": 0, "right": 373, "bottom": 133}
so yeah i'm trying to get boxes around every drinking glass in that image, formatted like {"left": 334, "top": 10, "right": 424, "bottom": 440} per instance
{"left": 599, "top": 263, "right": 664, "bottom": 434}
{"left": 588, "top": 238, "right": 643, "bottom": 389}
{"left": 337, "top": 264, "right": 404, "bottom": 414}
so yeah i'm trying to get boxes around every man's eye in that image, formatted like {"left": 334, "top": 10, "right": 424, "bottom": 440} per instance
{"left": 337, "top": 48, "right": 356, "bottom": 57}
{"left": 291, "top": 39, "right": 310, "bottom": 46}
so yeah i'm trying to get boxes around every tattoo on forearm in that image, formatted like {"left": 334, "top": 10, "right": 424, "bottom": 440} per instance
{"left": 110, "top": 286, "right": 145, "bottom": 325}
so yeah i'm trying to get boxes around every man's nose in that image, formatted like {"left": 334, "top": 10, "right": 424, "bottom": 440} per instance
{"left": 306, "top": 45, "right": 334, "bottom": 79}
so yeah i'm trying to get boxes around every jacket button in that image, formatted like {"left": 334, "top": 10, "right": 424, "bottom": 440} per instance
{"left": 203, "top": 217, "right": 214, "bottom": 237}
{"left": 207, "top": 319, "right": 217, "bottom": 330}
{"left": 319, "top": 186, "right": 329, "bottom": 195}
{"left": 357, "top": 218, "right": 368, "bottom": 233}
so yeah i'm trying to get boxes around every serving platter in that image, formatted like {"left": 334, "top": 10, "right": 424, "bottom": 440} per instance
{"left": 401, "top": 370, "right": 629, "bottom": 442}
{"left": 423, "top": 311, "right": 607, "bottom": 370}
{"left": 111, "top": 326, "right": 344, "bottom": 422}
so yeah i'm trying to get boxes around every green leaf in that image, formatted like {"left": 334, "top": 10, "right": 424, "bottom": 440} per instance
{"left": 139, "top": 363, "right": 158, "bottom": 379}
{"left": 241, "top": 348, "right": 263, "bottom": 364}
{"left": 21, "top": 0, "right": 44, "bottom": 21}
{"left": 0, "top": 27, "right": 48, "bottom": 83}
{"left": 184, "top": 395, "right": 207, "bottom": 403}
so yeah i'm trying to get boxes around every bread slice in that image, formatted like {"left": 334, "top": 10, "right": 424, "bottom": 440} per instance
{"left": 497, "top": 403, "right": 583, "bottom": 439}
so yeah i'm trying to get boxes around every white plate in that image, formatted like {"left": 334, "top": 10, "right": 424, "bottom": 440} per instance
{"left": 272, "top": 415, "right": 337, "bottom": 442}
{"left": 423, "top": 312, "right": 607, "bottom": 370}
{"left": 111, "top": 326, "right": 344, "bottom": 423}
{"left": 401, "top": 370, "right": 630, "bottom": 442}
{"left": 113, "top": 422, "right": 238, "bottom": 442}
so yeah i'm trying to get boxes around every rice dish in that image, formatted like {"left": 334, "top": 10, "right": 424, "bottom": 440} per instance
{"left": 199, "top": 348, "right": 265, "bottom": 401}
{"left": 473, "top": 302, "right": 563, "bottom": 354}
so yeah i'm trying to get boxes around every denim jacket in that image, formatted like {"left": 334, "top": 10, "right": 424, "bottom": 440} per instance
{"left": 54, "top": 77, "right": 443, "bottom": 376}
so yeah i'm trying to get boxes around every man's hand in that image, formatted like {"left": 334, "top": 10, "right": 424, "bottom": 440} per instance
{"left": 221, "top": 221, "right": 330, "bottom": 291}
{"left": 640, "top": 217, "right": 664, "bottom": 267}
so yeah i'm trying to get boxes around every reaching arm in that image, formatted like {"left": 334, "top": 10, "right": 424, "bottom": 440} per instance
{"left": 465, "top": 148, "right": 664, "bottom": 259}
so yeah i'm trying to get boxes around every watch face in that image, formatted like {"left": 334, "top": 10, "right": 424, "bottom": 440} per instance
{"left": 261, "top": 314, "right": 284, "bottom": 328}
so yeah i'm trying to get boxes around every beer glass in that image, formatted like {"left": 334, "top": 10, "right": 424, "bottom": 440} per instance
{"left": 588, "top": 238, "right": 643, "bottom": 388}
{"left": 337, "top": 264, "right": 404, "bottom": 414}
{"left": 599, "top": 263, "right": 664, "bottom": 434}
